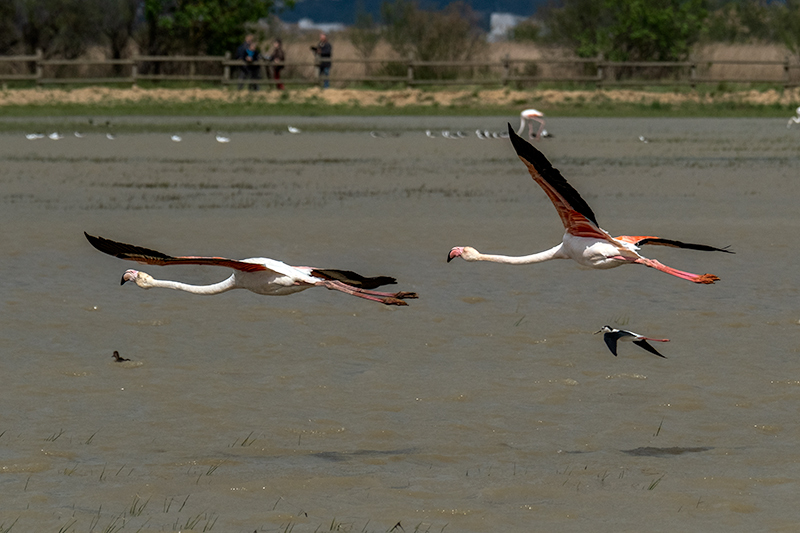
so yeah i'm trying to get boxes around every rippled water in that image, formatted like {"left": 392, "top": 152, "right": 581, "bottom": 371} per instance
{"left": 1, "top": 117, "right": 799, "bottom": 532}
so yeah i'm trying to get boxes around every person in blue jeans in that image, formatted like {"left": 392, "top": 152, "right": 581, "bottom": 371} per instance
{"left": 311, "top": 33, "right": 332, "bottom": 88}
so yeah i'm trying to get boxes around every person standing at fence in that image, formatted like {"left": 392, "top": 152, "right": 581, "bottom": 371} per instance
{"left": 266, "top": 39, "right": 285, "bottom": 90}
{"left": 236, "top": 34, "right": 256, "bottom": 90}
{"left": 311, "top": 33, "right": 332, "bottom": 88}
{"left": 245, "top": 41, "right": 263, "bottom": 90}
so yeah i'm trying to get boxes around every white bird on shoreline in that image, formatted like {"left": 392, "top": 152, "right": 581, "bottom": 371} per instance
{"left": 595, "top": 326, "right": 669, "bottom": 358}
{"left": 171, "top": 134, "right": 182, "bottom": 142}
{"left": 215, "top": 133, "right": 230, "bottom": 143}
{"left": 48, "top": 132, "right": 63, "bottom": 140}
{"left": 518, "top": 108, "right": 546, "bottom": 140}
{"left": 788, "top": 106, "right": 800, "bottom": 128}
{"left": 288, "top": 126, "right": 301, "bottom": 134}
{"left": 84, "top": 233, "right": 418, "bottom": 306}
{"left": 25, "top": 133, "right": 44, "bottom": 140}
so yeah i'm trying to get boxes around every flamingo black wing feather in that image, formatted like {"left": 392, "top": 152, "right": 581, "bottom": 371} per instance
{"left": 634, "top": 237, "right": 734, "bottom": 253}
{"left": 310, "top": 269, "right": 397, "bottom": 290}
{"left": 85, "top": 232, "right": 176, "bottom": 263}
{"left": 507, "top": 123, "right": 599, "bottom": 228}
{"left": 84, "top": 232, "right": 268, "bottom": 272}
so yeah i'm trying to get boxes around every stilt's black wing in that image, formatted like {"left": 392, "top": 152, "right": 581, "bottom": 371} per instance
{"left": 633, "top": 340, "right": 666, "bottom": 358}
{"left": 603, "top": 334, "right": 619, "bottom": 356}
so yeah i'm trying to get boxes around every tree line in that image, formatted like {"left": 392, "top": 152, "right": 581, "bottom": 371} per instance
{"left": 1, "top": 0, "right": 799, "bottom": 67}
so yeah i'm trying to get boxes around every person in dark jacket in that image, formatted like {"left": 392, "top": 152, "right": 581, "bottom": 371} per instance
{"left": 265, "top": 39, "right": 285, "bottom": 90}
{"left": 311, "top": 33, "right": 332, "bottom": 88}
{"left": 235, "top": 34, "right": 260, "bottom": 90}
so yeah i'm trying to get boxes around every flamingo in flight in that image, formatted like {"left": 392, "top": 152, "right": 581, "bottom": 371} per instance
{"left": 518, "top": 108, "right": 546, "bottom": 140}
{"left": 447, "top": 124, "right": 733, "bottom": 284}
{"left": 85, "top": 233, "right": 417, "bottom": 306}
{"left": 595, "top": 326, "right": 669, "bottom": 358}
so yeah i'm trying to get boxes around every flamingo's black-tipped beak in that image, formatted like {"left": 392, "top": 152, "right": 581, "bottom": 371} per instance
{"left": 447, "top": 247, "right": 464, "bottom": 263}
{"left": 121, "top": 270, "right": 137, "bottom": 285}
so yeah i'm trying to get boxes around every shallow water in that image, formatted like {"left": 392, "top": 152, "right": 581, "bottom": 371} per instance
{"left": 1, "top": 117, "right": 799, "bottom": 532}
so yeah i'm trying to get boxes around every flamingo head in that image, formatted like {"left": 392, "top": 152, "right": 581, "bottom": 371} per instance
{"left": 121, "top": 269, "right": 154, "bottom": 288}
{"left": 447, "top": 246, "right": 479, "bottom": 262}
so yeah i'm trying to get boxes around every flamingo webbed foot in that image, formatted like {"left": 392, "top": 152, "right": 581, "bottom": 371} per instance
{"left": 393, "top": 291, "right": 418, "bottom": 299}
{"left": 694, "top": 273, "right": 720, "bottom": 284}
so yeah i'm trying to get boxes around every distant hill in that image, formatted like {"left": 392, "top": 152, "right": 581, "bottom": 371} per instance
{"left": 276, "top": 0, "right": 547, "bottom": 29}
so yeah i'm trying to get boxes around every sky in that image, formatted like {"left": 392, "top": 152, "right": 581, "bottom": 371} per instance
{"left": 276, "top": 0, "right": 548, "bottom": 27}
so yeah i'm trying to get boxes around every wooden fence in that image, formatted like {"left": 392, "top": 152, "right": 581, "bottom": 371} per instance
{"left": 1, "top": 50, "right": 798, "bottom": 88}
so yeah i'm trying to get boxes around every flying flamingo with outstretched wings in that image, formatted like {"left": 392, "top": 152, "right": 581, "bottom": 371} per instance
{"left": 447, "top": 124, "right": 733, "bottom": 284}
{"left": 85, "top": 233, "right": 417, "bottom": 305}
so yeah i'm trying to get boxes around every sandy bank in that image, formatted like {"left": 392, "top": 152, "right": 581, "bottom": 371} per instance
{"left": 2, "top": 86, "right": 800, "bottom": 108}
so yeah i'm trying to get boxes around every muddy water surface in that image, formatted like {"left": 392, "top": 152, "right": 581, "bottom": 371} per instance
{"left": 1, "top": 117, "right": 799, "bottom": 532}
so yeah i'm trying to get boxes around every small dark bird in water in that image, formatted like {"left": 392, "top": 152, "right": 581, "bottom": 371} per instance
{"left": 112, "top": 350, "right": 130, "bottom": 362}
{"left": 595, "top": 325, "right": 669, "bottom": 358}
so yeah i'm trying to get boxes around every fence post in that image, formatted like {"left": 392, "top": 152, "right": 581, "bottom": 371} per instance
{"left": 502, "top": 54, "right": 510, "bottom": 87}
{"left": 596, "top": 53, "right": 604, "bottom": 88}
{"left": 784, "top": 55, "right": 790, "bottom": 89}
{"left": 35, "top": 48, "right": 43, "bottom": 85}
{"left": 223, "top": 52, "right": 230, "bottom": 86}
{"left": 131, "top": 54, "right": 138, "bottom": 88}
{"left": 407, "top": 53, "right": 414, "bottom": 88}
{"left": 690, "top": 56, "right": 696, "bottom": 89}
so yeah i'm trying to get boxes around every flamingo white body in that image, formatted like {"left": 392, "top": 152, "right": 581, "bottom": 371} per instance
{"left": 85, "top": 233, "right": 417, "bottom": 306}
{"left": 788, "top": 106, "right": 800, "bottom": 128}
{"left": 595, "top": 325, "right": 669, "bottom": 358}
{"left": 518, "top": 108, "right": 546, "bottom": 140}
{"left": 447, "top": 124, "right": 733, "bottom": 284}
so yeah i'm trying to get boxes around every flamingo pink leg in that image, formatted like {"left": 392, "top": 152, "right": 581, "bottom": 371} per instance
{"left": 634, "top": 258, "right": 719, "bottom": 284}
{"left": 318, "top": 280, "right": 418, "bottom": 305}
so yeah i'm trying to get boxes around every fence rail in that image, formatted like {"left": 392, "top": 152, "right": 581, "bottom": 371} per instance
{"left": 1, "top": 50, "right": 798, "bottom": 88}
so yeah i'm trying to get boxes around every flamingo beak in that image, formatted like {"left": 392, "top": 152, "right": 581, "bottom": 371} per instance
{"left": 121, "top": 270, "right": 137, "bottom": 285}
{"left": 447, "top": 247, "right": 463, "bottom": 263}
